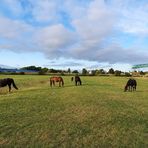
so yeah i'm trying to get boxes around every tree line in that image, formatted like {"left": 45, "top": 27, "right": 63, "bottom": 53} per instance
{"left": 20, "top": 66, "right": 147, "bottom": 76}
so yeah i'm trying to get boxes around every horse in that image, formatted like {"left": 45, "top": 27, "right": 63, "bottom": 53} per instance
{"left": 71, "top": 75, "right": 82, "bottom": 86}
{"left": 124, "top": 78, "right": 137, "bottom": 92}
{"left": 0, "top": 78, "right": 18, "bottom": 92}
{"left": 50, "top": 76, "right": 64, "bottom": 87}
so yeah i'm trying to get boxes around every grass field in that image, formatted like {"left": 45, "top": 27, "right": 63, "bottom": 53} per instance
{"left": 0, "top": 75, "right": 148, "bottom": 147}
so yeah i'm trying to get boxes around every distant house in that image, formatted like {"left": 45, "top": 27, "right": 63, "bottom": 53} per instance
{"left": 132, "top": 71, "right": 141, "bottom": 77}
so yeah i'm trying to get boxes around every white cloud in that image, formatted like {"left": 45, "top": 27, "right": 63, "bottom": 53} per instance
{"left": 34, "top": 24, "right": 76, "bottom": 57}
{"left": 0, "top": 0, "right": 148, "bottom": 66}
{"left": 0, "top": 16, "right": 31, "bottom": 39}
{"left": 110, "top": 0, "right": 148, "bottom": 36}
{"left": 70, "top": 0, "right": 115, "bottom": 56}
{"left": 0, "top": 15, "right": 36, "bottom": 52}
{"left": 29, "top": 0, "right": 60, "bottom": 22}
{"left": 1, "top": 0, "right": 24, "bottom": 16}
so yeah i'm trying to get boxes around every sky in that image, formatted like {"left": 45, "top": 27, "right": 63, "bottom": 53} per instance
{"left": 0, "top": 0, "right": 148, "bottom": 71}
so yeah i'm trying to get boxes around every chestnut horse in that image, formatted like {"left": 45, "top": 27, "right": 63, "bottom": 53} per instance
{"left": 50, "top": 76, "right": 64, "bottom": 87}
{"left": 0, "top": 78, "right": 18, "bottom": 92}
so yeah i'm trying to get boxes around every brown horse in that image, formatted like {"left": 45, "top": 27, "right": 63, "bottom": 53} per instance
{"left": 50, "top": 76, "right": 64, "bottom": 87}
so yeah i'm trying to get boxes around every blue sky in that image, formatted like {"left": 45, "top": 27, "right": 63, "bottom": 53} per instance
{"left": 0, "top": 0, "right": 148, "bottom": 71}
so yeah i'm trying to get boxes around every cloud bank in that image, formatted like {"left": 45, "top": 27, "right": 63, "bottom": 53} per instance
{"left": 0, "top": 0, "right": 148, "bottom": 65}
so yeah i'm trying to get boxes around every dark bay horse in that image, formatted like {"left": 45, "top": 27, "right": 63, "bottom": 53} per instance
{"left": 124, "top": 78, "right": 137, "bottom": 92}
{"left": 0, "top": 78, "right": 18, "bottom": 92}
{"left": 50, "top": 76, "right": 64, "bottom": 87}
{"left": 71, "top": 75, "right": 82, "bottom": 86}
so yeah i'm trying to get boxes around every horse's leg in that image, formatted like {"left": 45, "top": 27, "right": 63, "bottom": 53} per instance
{"left": 128, "top": 86, "right": 130, "bottom": 91}
{"left": 75, "top": 81, "right": 77, "bottom": 86}
{"left": 53, "top": 81, "right": 55, "bottom": 86}
{"left": 50, "top": 80, "right": 52, "bottom": 87}
{"left": 8, "top": 84, "right": 11, "bottom": 92}
{"left": 132, "top": 86, "right": 134, "bottom": 91}
{"left": 131, "top": 86, "right": 133, "bottom": 92}
{"left": 133, "top": 86, "right": 136, "bottom": 91}
{"left": 129, "top": 86, "right": 131, "bottom": 91}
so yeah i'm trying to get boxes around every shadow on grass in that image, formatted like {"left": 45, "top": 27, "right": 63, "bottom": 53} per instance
{"left": 49, "top": 84, "right": 89, "bottom": 89}
{"left": 0, "top": 90, "right": 17, "bottom": 96}
{"left": 123, "top": 90, "right": 144, "bottom": 93}
{"left": 49, "top": 83, "right": 115, "bottom": 89}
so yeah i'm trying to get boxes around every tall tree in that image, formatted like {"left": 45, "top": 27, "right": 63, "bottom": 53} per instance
{"left": 115, "top": 70, "right": 121, "bottom": 76}
{"left": 108, "top": 68, "right": 115, "bottom": 74}
{"left": 67, "top": 68, "right": 71, "bottom": 73}
{"left": 72, "top": 70, "right": 79, "bottom": 74}
{"left": 82, "top": 68, "right": 87, "bottom": 75}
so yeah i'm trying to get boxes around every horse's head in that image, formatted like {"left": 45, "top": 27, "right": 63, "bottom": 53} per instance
{"left": 124, "top": 85, "right": 128, "bottom": 92}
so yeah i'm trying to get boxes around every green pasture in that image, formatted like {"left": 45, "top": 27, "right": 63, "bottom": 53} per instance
{"left": 0, "top": 75, "right": 148, "bottom": 147}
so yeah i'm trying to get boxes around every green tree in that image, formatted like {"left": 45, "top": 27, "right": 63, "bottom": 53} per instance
{"left": 38, "top": 67, "right": 48, "bottom": 75}
{"left": 82, "top": 68, "right": 87, "bottom": 75}
{"left": 124, "top": 72, "right": 131, "bottom": 77}
{"left": 140, "top": 71, "right": 145, "bottom": 75}
{"left": 90, "top": 70, "right": 96, "bottom": 76}
{"left": 108, "top": 68, "right": 114, "bottom": 74}
{"left": 67, "top": 68, "right": 71, "bottom": 74}
{"left": 21, "top": 66, "right": 42, "bottom": 71}
{"left": 99, "top": 69, "right": 106, "bottom": 74}
{"left": 72, "top": 70, "right": 79, "bottom": 74}
{"left": 115, "top": 70, "right": 121, "bottom": 76}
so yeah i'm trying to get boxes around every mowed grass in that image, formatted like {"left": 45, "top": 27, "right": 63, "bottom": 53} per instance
{"left": 0, "top": 75, "right": 148, "bottom": 147}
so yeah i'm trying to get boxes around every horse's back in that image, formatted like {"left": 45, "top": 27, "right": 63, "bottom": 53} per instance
{"left": 126, "top": 78, "right": 137, "bottom": 90}
{"left": 0, "top": 78, "right": 13, "bottom": 87}
{"left": 50, "top": 76, "right": 64, "bottom": 87}
{"left": 50, "top": 76, "right": 62, "bottom": 81}
{"left": 75, "top": 76, "right": 81, "bottom": 81}
{"left": 132, "top": 79, "right": 137, "bottom": 86}
{"left": 129, "top": 79, "right": 137, "bottom": 86}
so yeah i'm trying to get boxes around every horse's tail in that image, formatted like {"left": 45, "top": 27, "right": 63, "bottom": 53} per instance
{"left": 71, "top": 77, "right": 73, "bottom": 82}
{"left": 80, "top": 79, "right": 82, "bottom": 85}
{"left": 12, "top": 79, "right": 18, "bottom": 90}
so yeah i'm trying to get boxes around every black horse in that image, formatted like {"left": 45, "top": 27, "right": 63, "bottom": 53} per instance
{"left": 0, "top": 78, "right": 18, "bottom": 92}
{"left": 124, "top": 78, "right": 137, "bottom": 92}
{"left": 71, "top": 76, "right": 82, "bottom": 86}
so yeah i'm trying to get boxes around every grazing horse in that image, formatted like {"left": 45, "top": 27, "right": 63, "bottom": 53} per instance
{"left": 72, "top": 75, "right": 82, "bottom": 86}
{"left": 124, "top": 78, "right": 137, "bottom": 92}
{"left": 0, "top": 78, "right": 18, "bottom": 92}
{"left": 50, "top": 76, "right": 64, "bottom": 87}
